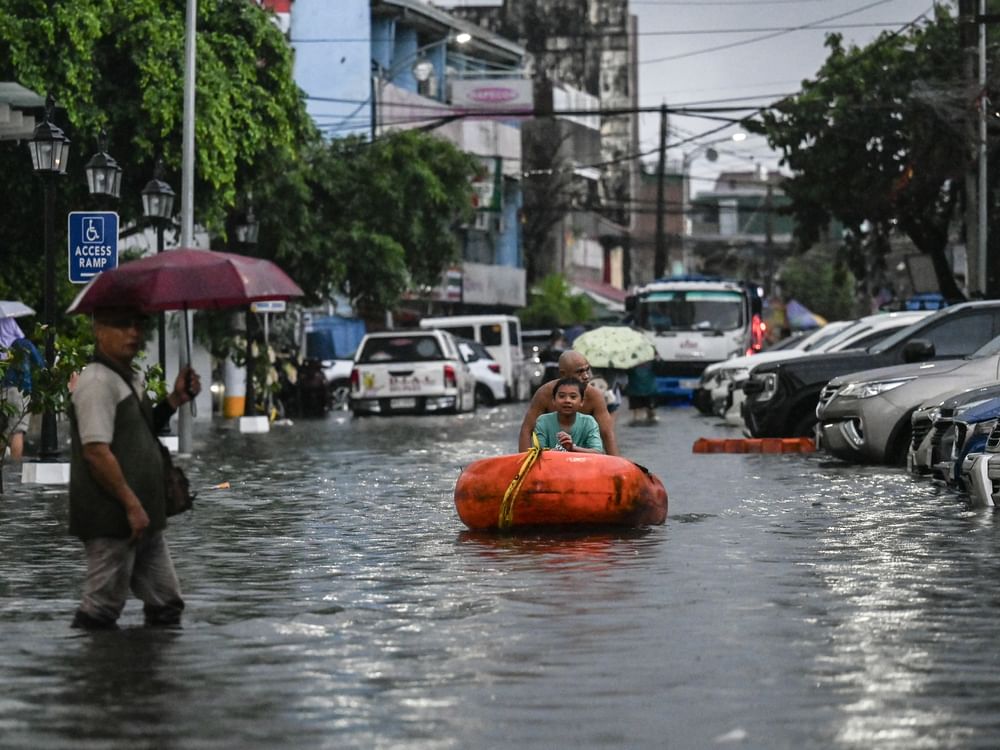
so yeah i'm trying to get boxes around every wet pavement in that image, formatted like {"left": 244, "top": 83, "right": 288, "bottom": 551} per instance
{"left": 2, "top": 403, "right": 1000, "bottom": 748}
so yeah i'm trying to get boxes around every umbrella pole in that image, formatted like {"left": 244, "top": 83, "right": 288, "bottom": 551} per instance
{"left": 177, "top": 305, "right": 194, "bottom": 454}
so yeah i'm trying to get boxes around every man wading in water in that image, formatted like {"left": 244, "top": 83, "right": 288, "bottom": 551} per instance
{"left": 518, "top": 350, "right": 619, "bottom": 456}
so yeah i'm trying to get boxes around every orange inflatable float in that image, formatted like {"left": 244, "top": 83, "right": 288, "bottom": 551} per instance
{"left": 454, "top": 449, "right": 668, "bottom": 530}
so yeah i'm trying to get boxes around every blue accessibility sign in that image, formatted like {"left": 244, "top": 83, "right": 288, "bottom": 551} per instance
{"left": 68, "top": 211, "right": 119, "bottom": 284}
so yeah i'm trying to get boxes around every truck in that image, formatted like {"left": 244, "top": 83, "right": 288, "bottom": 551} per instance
{"left": 625, "top": 276, "right": 764, "bottom": 400}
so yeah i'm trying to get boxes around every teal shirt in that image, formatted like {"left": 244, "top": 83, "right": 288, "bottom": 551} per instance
{"left": 534, "top": 412, "right": 604, "bottom": 452}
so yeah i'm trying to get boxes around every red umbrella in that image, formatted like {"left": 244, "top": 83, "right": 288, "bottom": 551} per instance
{"left": 66, "top": 248, "right": 304, "bottom": 418}
{"left": 66, "top": 248, "right": 304, "bottom": 314}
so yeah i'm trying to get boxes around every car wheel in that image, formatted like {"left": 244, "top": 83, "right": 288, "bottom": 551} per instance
{"left": 476, "top": 384, "right": 496, "bottom": 407}
{"left": 790, "top": 411, "right": 817, "bottom": 438}
{"left": 329, "top": 379, "right": 351, "bottom": 411}
{"left": 692, "top": 388, "right": 714, "bottom": 415}
{"left": 885, "top": 423, "right": 912, "bottom": 467}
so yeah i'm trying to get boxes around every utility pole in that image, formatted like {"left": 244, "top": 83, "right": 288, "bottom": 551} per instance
{"left": 977, "top": 0, "right": 989, "bottom": 296}
{"left": 764, "top": 177, "right": 775, "bottom": 297}
{"left": 654, "top": 104, "right": 668, "bottom": 279}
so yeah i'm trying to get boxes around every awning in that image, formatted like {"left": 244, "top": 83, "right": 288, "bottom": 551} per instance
{"left": 0, "top": 83, "right": 44, "bottom": 141}
{"left": 570, "top": 278, "right": 627, "bottom": 313}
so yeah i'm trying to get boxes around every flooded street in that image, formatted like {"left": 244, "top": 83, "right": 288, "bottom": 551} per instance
{"left": 3, "top": 403, "right": 1000, "bottom": 749}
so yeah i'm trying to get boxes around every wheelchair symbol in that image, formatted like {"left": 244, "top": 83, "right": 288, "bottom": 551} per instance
{"left": 84, "top": 217, "right": 104, "bottom": 243}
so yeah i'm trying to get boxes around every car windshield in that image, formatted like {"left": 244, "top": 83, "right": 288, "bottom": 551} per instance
{"left": 970, "top": 333, "right": 1000, "bottom": 358}
{"left": 799, "top": 320, "right": 854, "bottom": 351}
{"left": 636, "top": 291, "right": 744, "bottom": 332}
{"left": 358, "top": 336, "right": 443, "bottom": 363}
{"left": 867, "top": 317, "right": 930, "bottom": 354}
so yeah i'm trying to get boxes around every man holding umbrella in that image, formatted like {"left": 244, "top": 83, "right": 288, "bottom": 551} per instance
{"left": 68, "top": 306, "right": 201, "bottom": 630}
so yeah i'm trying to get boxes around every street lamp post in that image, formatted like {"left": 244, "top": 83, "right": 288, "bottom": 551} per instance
{"left": 236, "top": 205, "right": 259, "bottom": 418}
{"left": 679, "top": 132, "right": 748, "bottom": 274}
{"left": 141, "top": 159, "right": 176, "bottom": 370}
{"left": 27, "top": 94, "right": 70, "bottom": 462}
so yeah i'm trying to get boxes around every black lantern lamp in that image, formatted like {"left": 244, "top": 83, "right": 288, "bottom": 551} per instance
{"left": 84, "top": 130, "right": 122, "bottom": 198}
{"left": 28, "top": 94, "right": 70, "bottom": 174}
{"left": 141, "top": 159, "right": 175, "bottom": 222}
{"left": 236, "top": 205, "right": 260, "bottom": 246}
{"left": 28, "top": 94, "right": 71, "bottom": 462}
{"left": 142, "top": 159, "right": 176, "bottom": 373}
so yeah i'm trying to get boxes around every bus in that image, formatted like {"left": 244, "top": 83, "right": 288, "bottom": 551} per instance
{"left": 625, "top": 276, "right": 764, "bottom": 399}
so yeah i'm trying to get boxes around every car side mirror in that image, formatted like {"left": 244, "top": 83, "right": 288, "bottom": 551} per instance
{"left": 902, "top": 338, "right": 935, "bottom": 363}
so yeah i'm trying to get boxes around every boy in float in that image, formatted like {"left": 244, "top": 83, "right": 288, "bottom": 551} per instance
{"left": 533, "top": 377, "right": 604, "bottom": 454}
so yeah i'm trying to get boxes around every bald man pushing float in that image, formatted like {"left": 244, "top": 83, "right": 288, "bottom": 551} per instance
{"left": 518, "top": 350, "right": 619, "bottom": 456}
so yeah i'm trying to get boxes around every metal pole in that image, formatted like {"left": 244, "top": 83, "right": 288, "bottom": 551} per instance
{"left": 654, "top": 104, "right": 667, "bottom": 279}
{"left": 979, "top": 0, "right": 988, "bottom": 296}
{"left": 244, "top": 309, "right": 256, "bottom": 417}
{"left": 178, "top": 0, "right": 197, "bottom": 454}
{"left": 157, "top": 223, "right": 166, "bottom": 370}
{"left": 39, "top": 177, "right": 58, "bottom": 461}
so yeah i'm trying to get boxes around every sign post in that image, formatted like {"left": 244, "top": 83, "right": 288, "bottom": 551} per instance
{"left": 67, "top": 211, "right": 119, "bottom": 284}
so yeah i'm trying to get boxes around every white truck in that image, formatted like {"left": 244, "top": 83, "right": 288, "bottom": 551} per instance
{"left": 625, "top": 276, "right": 764, "bottom": 400}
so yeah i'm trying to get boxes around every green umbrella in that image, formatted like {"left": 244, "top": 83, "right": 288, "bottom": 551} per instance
{"left": 572, "top": 326, "right": 656, "bottom": 369}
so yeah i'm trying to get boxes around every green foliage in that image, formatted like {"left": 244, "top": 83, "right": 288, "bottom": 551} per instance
{"left": 305, "top": 132, "right": 477, "bottom": 311}
{"left": 0, "top": 0, "right": 314, "bottom": 311}
{"left": 744, "top": 9, "right": 967, "bottom": 299}
{"left": 518, "top": 274, "right": 592, "bottom": 328}
{"left": 777, "top": 252, "right": 857, "bottom": 322}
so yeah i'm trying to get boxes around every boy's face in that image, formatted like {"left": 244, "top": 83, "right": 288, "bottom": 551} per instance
{"left": 554, "top": 384, "right": 582, "bottom": 415}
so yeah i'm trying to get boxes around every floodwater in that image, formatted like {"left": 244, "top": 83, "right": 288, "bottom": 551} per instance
{"left": 2, "top": 404, "right": 1000, "bottom": 749}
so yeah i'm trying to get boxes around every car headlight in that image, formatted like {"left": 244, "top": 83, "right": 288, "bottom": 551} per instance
{"left": 755, "top": 373, "right": 778, "bottom": 402}
{"left": 727, "top": 367, "right": 750, "bottom": 382}
{"left": 972, "top": 418, "right": 999, "bottom": 437}
{"left": 837, "top": 377, "right": 914, "bottom": 399}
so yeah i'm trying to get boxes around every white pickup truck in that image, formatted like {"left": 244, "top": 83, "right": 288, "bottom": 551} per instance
{"left": 349, "top": 329, "right": 477, "bottom": 416}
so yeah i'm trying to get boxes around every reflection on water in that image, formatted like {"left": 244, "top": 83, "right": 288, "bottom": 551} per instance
{"left": 2, "top": 405, "right": 1000, "bottom": 748}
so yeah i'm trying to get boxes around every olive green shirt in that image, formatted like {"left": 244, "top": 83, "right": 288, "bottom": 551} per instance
{"left": 69, "top": 361, "right": 166, "bottom": 540}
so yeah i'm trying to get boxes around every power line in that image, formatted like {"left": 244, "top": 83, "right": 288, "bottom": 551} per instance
{"left": 639, "top": 0, "right": 905, "bottom": 65}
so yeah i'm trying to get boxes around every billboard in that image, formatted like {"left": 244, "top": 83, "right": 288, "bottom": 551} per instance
{"left": 451, "top": 79, "right": 533, "bottom": 114}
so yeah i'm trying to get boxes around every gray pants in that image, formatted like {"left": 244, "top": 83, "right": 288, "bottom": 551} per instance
{"left": 76, "top": 531, "right": 184, "bottom": 627}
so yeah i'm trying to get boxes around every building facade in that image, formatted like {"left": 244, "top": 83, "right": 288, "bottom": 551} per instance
{"left": 263, "top": 0, "right": 532, "bottom": 311}
{"left": 440, "top": 0, "right": 639, "bottom": 296}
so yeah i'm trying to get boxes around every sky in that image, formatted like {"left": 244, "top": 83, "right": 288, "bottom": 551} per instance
{"left": 631, "top": 0, "right": 947, "bottom": 188}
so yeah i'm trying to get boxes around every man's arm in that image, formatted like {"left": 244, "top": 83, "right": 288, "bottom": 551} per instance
{"left": 518, "top": 386, "right": 549, "bottom": 451}
{"left": 586, "top": 390, "right": 619, "bottom": 456}
{"left": 81, "top": 443, "right": 149, "bottom": 543}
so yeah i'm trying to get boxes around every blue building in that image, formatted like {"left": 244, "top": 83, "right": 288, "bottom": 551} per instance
{"left": 268, "top": 0, "right": 532, "bottom": 312}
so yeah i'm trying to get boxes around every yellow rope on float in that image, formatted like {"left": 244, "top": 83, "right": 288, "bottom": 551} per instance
{"left": 498, "top": 433, "right": 542, "bottom": 530}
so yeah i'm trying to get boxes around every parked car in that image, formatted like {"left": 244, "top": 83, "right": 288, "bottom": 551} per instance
{"left": 705, "top": 311, "right": 931, "bottom": 426}
{"left": 928, "top": 396, "right": 1000, "bottom": 489}
{"left": 456, "top": 337, "right": 507, "bottom": 406}
{"left": 742, "top": 301, "right": 1000, "bottom": 438}
{"left": 349, "top": 329, "right": 476, "bottom": 416}
{"left": 816, "top": 334, "right": 1000, "bottom": 465}
{"left": 694, "top": 319, "right": 855, "bottom": 415}
{"left": 959, "top": 417, "right": 1000, "bottom": 505}
{"left": 419, "top": 314, "right": 527, "bottom": 400}
{"left": 908, "top": 383, "right": 1000, "bottom": 479}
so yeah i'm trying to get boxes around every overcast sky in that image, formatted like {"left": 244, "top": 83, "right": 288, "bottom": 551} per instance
{"left": 632, "top": 0, "right": 947, "bottom": 186}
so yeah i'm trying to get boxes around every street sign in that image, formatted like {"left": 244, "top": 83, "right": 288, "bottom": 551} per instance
{"left": 68, "top": 211, "right": 119, "bottom": 284}
{"left": 250, "top": 300, "right": 287, "bottom": 313}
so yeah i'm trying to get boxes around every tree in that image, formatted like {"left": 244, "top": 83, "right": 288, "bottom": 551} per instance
{"left": 306, "top": 132, "right": 477, "bottom": 313}
{"left": 777, "top": 250, "right": 857, "bottom": 322}
{"left": 518, "top": 274, "right": 592, "bottom": 328}
{"left": 745, "top": 9, "right": 969, "bottom": 300}
{"left": 0, "top": 0, "right": 313, "bottom": 308}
